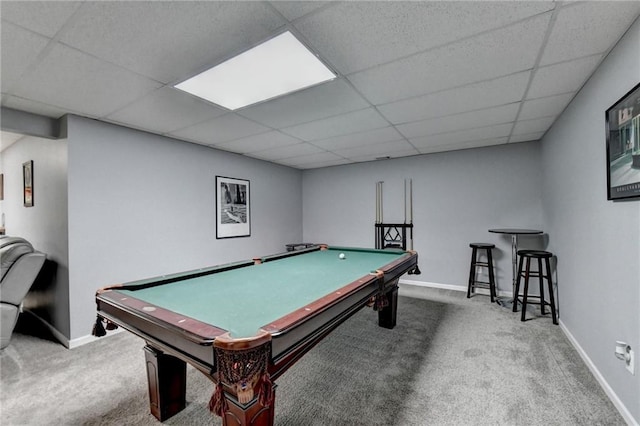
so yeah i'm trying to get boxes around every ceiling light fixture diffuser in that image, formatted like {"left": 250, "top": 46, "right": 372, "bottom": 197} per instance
{"left": 174, "top": 31, "right": 336, "bottom": 110}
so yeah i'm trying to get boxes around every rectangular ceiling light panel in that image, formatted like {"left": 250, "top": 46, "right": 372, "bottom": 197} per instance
{"left": 175, "top": 31, "right": 336, "bottom": 110}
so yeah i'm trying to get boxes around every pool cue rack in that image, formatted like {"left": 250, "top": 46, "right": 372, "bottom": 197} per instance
{"left": 375, "top": 223, "right": 412, "bottom": 250}
{"left": 375, "top": 180, "right": 421, "bottom": 275}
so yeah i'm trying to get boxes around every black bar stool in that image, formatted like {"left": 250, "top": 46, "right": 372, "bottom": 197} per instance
{"left": 513, "top": 250, "right": 557, "bottom": 324}
{"left": 467, "top": 243, "right": 496, "bottom": 302}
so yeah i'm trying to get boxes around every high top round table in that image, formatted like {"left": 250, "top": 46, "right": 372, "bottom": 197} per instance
{"left": 488, "top": 228, "right": 543, "bottom": 307}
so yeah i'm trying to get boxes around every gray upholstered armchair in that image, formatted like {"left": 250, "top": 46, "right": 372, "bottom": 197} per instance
{"left": 1, "top": 236, "right": 46, "bottom": 349}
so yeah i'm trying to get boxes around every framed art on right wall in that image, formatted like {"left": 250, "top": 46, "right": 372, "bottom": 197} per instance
{"left": 606, "top": 82, "right": 640, "bottom": 201}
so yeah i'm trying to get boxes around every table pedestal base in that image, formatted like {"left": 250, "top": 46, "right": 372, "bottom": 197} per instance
{"left": 378, "top": 282, "right": 398, "bottom": 329}
{"left": 218, "top": 389, "right": 276, "bottom": 426}
{"left": 144, "top": 346, "right": 186, "bottom": 421}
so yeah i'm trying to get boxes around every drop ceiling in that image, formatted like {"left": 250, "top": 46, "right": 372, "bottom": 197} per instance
{"left": 1, "top": 1, "right": 639, "bottom": 169}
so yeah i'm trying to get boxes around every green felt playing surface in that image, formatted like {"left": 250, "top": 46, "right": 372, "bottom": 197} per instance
{"left": 119, "top": 248, "right": 405, "bottom": 338}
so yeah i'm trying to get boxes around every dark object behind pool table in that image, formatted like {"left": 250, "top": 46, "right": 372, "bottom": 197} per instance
{"left": 94, "top": 244, "right": 418, "bottom": 425}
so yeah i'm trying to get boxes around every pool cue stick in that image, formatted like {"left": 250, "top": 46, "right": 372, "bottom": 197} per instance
{"left": 380, "top": 181, "right": 384, "bottom": 223}
{"left": 409, "top": 178, "right": 421, "bottom": 274}
{"left": 410, "top": 178, "right": 413, "bottom": 252}
{"left": 409, "top": 178, "right": 413, "bottom": 224}
{"left": 376, "top": 182, "right": 378, "bottom": 222}
{"left": 375, "top": 182, "right": 378, "bottom": 224}
{"left": 376, "top": 181, "right": 383, "bottom": 248}
{"left": 406, "top": 179, "right": 413, "bottom": 273}
{"left": 404, "top": 179, "right": 407, "bottom": 224}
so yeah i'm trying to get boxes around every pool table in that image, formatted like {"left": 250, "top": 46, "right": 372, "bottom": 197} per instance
{"left": 94, "top": 245, "right": 418, "bottom": 425}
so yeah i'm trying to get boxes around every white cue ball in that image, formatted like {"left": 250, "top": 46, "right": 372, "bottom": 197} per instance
{"left": 339, "top": 253, "right": 346, "bottom": 259}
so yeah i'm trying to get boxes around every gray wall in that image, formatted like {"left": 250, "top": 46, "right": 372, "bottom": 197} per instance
{"left": 0, "top": 134, "right": 70, "bottom": 338}
{"left": 302, "top": 141, "right": 544, "bottom": 293}
{"left": 540, "top": 18, "right": 640, "bottom": 422}
{"left": 65, "top": 115, "right": 303, "bottom": 341}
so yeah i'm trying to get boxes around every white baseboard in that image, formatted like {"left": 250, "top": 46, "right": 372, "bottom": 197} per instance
{"left": 399, "top": 279, "right": 513, "bottom": 298}
{"left": 25, "top": 309, "right": 123, "bottom": 349}
{"left": 49, "top": 324, "right": 72, "bottom": 348}
{"left": 24, "top": 310, "right": 72, "bottom": 348}
{"left": 400, "top": 278, "right": 465, "bottom": 292}
{"left": 559, "top": 320, "right": 638, "bottom": 426}
{"left": 67, "top": 324, "right": 126, "bottom": 348}
{"left": 68, "top": 329, "right": 124, "bottom": 349}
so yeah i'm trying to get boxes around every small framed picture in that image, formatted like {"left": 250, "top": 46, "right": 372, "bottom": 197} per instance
{"left": 23, "top": 160, "right": 34, "bottom": 207}
{"left": 216, "top": 176, "right": 250, "bottom": 239}
{"left": 605, "top": 82, "right": 640, "bottom": 201}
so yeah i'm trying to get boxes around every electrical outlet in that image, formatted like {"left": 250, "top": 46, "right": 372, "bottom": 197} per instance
{"left": 626, "top": 348, "right": 635, "bottom": 375}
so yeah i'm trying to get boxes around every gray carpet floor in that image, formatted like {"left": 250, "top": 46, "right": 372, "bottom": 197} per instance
{"left": 0, "top": 286, "right": 624, "bottom": 425}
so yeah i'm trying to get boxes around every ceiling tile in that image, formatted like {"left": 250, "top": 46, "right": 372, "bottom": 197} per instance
{"left": 335, "top": 139, "right": 418, "bottom": 160}
{"left": 292, "top": 158, "right": 352, "bottom": 169}
{"left": 170, "top": 113, "right": 270, "bottom": 146}
{"left": 106, "top": 87, "right": 226, "bottom": 134}
{"left": 268, "top": 1, "right": 332, "bottom": 21}
{"left": 519, "top": 92, "right": 575, "bottom": 120}
{"left": 417, "top": 137, "right": 509, "bottom": 154}
{"left": 512, "top": 116, "right": 556, "bottom": 136}
{"left": 59, "top": 2, "right": 286, "bottom": 83}
{"left": 214, "top": 131, "right": 301, "bottom": 154}
{"left": 540, "top": 2, "right": 640, "bottom": 66}
{"left": 248, "top": 142, "right": 324, "bottom": 161}
{"left": 527, "top": 55, "right": 602, "bottom": 99}
{"left": 11, "top": 43, "right": 162, "bottom": 117}
{"left": 349, "top": 14, "right": 550, "bottom": 105}
{"left": 294, "top": 1, "right": 555, "bottom": 74}
{"left": 379, "top": 71, "right": 531, "bottom": 124}
{"left": 238, "top": 79, "right": 369, "bottom": 129}
{"left": 0, "top": 22, "right": 50, "bottom": 90}
{"left": 410, "top": 123, "right": 512, "bottom": 149}
{"left": 0, "top": 1, "right": 82, "bottom": 38}
{"left": 510, "top": 132, "right": 545, "bottom": 143}
{"left": 282, "top": 108, "right": 389, "bottom": 141}
{"left": 275, "top": 151, "right": 345, "bottom": 167}
{"left": 349, "top": 148, "right": 420, "bottom": 163}
{"left": 311, "top": 126, "right": 404, "bottom": 151}
{"left": 397, "top": 103, "right": 520, "bottom": 139}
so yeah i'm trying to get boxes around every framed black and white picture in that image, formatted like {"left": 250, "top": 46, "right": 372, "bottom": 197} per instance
{"left": 23, "top": 160, "right": 34, "bottom": 207}
{"left": 605, "top": 82, "right": 640, "bottom": 201}
{"left": 216, "top": 176, "right": 250, "bottom": 239}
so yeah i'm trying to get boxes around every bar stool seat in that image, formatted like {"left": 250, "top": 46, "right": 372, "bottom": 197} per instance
{"left": 467, "top": 243, "right": 496, "bottom": 302}
{"left": 513, "top": 250, "right": 557, "bottom": 324}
